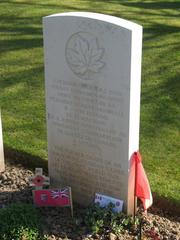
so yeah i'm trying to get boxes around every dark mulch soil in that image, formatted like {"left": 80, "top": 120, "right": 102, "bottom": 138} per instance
{"left": 0, "top": 161, "right": 179, "bottom": 240}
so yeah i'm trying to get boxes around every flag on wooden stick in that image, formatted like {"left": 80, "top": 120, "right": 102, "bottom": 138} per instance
{"left": 131, "top": 151, "right": 153, "bottom": 211}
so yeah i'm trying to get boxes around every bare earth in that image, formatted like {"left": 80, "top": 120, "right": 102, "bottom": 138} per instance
{"left": 0, "top": 161, "right": 179, "bottom": 240}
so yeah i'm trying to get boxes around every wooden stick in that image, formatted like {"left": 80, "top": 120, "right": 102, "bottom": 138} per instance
{"left": 69, "top": 187, "right": 73, "bottom": 218}
{"left": 138, "top": 218, "right": 142, "bottom": 240}
{"left": 133, "top": 152, "right": 137, "bottom": 220}
{"left": 0, "top": 109, "right": 5, "bottom": 173}
{"left": 134, "top": 196, "right": 137, "bottom": 219}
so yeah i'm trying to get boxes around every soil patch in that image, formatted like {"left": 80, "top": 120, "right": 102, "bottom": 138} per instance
{"left": 0, "top": 160, "right": 179, "bottom": 240}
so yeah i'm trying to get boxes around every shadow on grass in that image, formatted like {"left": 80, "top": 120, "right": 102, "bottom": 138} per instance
{"left": 0, "top": 15, "right": 43, "bottom": 54}
{"left": 87, "top": 0, "right": 179, "bottom": 10}
{"left": 0, "top": 37, "right": 42, "bottom": 54}
{"left": 86, "top": 0, "right": 180, "bottom": 27}
{"left": 114, "top": 0, "right": 179, "bottom": 10}
{"left": 0, "top": 0, "right": 96, "bottom": 14}
{"left": 141, "top": 73, "right": 179, "bottom": 139}
{"left": 0, "top": 66, "right": 44, "bottom": 89}
{"left": 0, "top": 15, "right": 42, "bottom": 33}
{"left": 152, "top": 193, "right": 180, "bottom": 217}
{"left": 143, "top": 23, "right": 180, "bottom": 41}
{"left": 0, "top": 0, "right": 63, "bottom": 8}
{"left": 4, "top": 146, "right": 48, "bottom": 171}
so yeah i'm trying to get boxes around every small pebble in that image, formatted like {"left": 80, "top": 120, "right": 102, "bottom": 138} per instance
{"left": 109, "top": 232, "right": 117, "bottom": 240}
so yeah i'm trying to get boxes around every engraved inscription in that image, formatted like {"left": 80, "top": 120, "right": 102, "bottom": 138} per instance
{"left": 47, "top": 79, "right": 127, "bottom": 203}
{"left": 49, "top": 146, "right": 126, "bottom": 203}
{"left": 65, "top": 32, "right": 105, "bottom": 79}
{"left": 48, "top": 80, "right": 125, "bottom": 148}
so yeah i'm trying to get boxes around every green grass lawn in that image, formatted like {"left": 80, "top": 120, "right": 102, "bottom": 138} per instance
{"left": 0, "top": 0, "right": 179, "bottom": 203}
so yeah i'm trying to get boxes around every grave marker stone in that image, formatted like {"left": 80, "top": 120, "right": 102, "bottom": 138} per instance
{"left": 43, "top": 12, "right": 142, "bottom": 214}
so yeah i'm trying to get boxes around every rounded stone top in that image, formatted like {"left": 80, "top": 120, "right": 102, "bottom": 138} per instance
{"left": 43, "top": 12, "right": 142, "bottom": 32}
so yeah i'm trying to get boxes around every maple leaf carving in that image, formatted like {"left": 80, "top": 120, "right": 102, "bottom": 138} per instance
{"left": 66, "top": 33, "right": 105, "bottom": 78}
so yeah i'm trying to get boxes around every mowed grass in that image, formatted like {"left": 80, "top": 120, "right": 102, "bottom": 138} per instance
{"left": 0, "top": 0, "right": 179, "bottom": 203}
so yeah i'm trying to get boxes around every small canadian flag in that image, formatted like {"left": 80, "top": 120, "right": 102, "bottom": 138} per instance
{"left": 130, "top": 151, "right": 153, "bottom": 210}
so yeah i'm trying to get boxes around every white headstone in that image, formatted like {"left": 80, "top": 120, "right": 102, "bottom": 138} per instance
{"left": 0, "top": 110, "right": 5, "bottom": 172}
{"left": 43, "top": 12, "right": 142, "bottom": 214}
